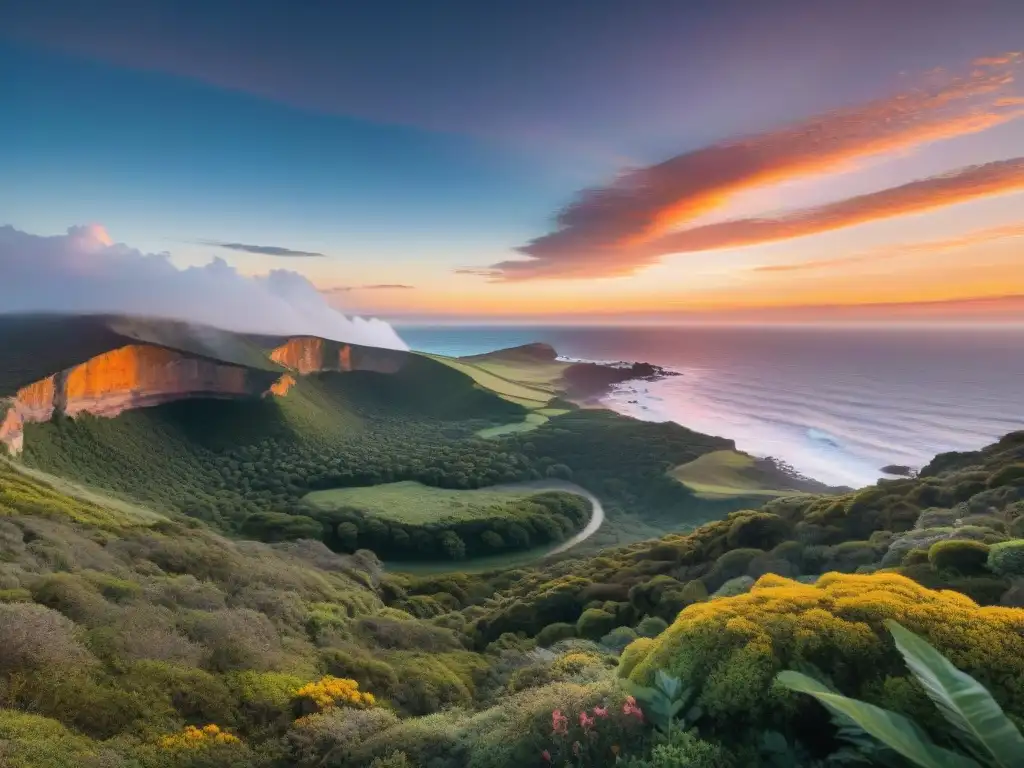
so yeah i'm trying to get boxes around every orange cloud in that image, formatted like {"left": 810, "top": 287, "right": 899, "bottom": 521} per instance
{"left": 496, "top": 54, "right": 1023, "bottom": 280}
{"left": 755, "top": 223, "right": 1024, "bottom": 273}
{"left": 973, "top": 52, "right": 1022, "bottom": 66}
{"left": 645, "top": 158, "right": 1024, "bottom": 255}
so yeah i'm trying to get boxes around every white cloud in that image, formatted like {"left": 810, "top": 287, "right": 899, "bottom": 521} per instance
{"left": 0, "top": 224, "right": 408, "bottom": 350}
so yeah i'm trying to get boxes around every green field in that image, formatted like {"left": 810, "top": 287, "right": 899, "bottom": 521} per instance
{"left": 669, "top": 449, "right": 808, "bottom": 499}
{"left": 304, "top": 481, "right": 536, "bottom": 523}
{"left": 421, "top": 354, "right": 554, "bottom": 408}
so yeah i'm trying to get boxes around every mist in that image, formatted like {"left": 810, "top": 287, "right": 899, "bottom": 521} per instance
{"left": 0, "top": 224, "right": 408, "bottom": 350}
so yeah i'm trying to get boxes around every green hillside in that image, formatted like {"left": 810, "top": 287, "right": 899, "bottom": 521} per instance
{"left": 11, "top": 320, "right": 742, "bottom": 557}
{"left": 669, "top": 449, "right": 836, "bottom": 499}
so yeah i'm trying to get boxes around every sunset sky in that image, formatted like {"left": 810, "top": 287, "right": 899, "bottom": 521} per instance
{"left": 1, "top": 1, "right": 1023, "bottom": 324}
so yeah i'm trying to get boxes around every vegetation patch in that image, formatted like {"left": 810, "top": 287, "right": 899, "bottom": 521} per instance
{"left": 669, "top": 449, "right": 825, "bottom": 499}
{"left": 475, "top": 412, "right": 550, "bottom": 438}
{"left": 307, "top": 484, "right": 592, "bottom": 561}
{"left": 305, "top": 481, "right": 536, "bottom": 524}
{"left": 419, "top": 350, "right": 561, "bottom": 405}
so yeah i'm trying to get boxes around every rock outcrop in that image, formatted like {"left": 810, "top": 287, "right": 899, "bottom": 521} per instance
{"left": 269, "top": 337, "right": 407, "bottom": 377}
{"left": 61, "top": 345, "right": 263, "bottom": 417}
{"left": 1, "top": 343, "right": 279, "bottom": 455}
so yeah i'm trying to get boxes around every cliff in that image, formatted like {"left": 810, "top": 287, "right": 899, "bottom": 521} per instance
{"left": 61, "top": 345, "right": 265, "bottom": 417}
{"left": 1, "top": 343, "right": 280, "bottom": 455}
{"left": 269, "top": 337, "right": 408, "bottom": 376}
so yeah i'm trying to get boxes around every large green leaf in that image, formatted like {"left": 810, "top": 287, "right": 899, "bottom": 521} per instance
{"left": 886, "top": 620, "right": 1024, "bottom": 768}
{"left": 776, "top": 671, "right": 978, "bottom": 768}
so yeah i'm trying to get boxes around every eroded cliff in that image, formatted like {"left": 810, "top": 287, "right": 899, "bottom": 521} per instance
{"left": 1, "top": 343, "right": 279, "bottom": 454}
{"left": 269, "top": 337, "right": 407, "bottom": 376}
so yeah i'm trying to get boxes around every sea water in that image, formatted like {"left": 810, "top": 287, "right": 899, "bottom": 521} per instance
{"left": 398, "top": 324, "right": 1024, "bottom": 488}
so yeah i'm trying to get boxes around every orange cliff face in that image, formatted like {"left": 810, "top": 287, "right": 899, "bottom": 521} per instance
{"left": 268, "top": 337, "right": 407, "bottom": 379}
{"left": 269, "top": 373, "right": 296, "bottom": 397}
{"left": 1, "top": 343, "right": 279, "bottom": 455}
{"left": 62, "top": 344, "right": 255, "bottom": 417}
{"left": 269, "top": 337, "right": 330, "bottom": 374}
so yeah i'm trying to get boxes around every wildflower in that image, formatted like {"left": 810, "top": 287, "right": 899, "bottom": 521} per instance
{"left": 541, "top": 750, "right": 551, "bottom": 762}
{"left": 579, "top": 711, "right": 595, "bottom": 732}
{"left": 611, "top": 745, "right": 620, "bottom": 756}
{"left": 294, "top": 676, "right": 375, "bottom": 711}
{"left": 593, "top": 706, "right": 608, "bottom": 718}
{"left": 552, "top": 709, "right": 569, "bottom": 736}
{"left": 158, "top": 724, "right": 239, "bottom": 750}
{"left": 622, "top": 696, "right": 644, "bottom": 721}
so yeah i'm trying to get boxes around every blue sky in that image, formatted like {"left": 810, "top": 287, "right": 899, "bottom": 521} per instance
{"left": 1, "top": 1, "right": 1023, "bottom": 321}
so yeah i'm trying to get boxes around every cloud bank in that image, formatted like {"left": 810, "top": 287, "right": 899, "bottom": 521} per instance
{"left": 493, "top": 53, "right": 1024, "bottom": 280}
{"left": 0, "top": 224, "right": 408, "bottom": 350}
{"left": 202, "top": 240, "right": 328, "bottom": 258}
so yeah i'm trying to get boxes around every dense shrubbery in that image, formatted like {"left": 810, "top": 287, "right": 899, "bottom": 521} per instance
{"left": 316, "top": 491, "right": 591, "bottom": 560}
{"left": 622, "top": 571, "right": 1024, "bottom": 753}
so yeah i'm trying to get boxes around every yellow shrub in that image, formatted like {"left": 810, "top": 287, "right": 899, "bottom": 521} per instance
{"left": 158, "top": 723, "right": 240, "bottom": 749}
{"left": 627, "top": 572, "right": 1024, "bottom": 733}
{"left": 551, "top": 651, "right": 603, "bottom": 676}
{"left": 294, "top": 675, "right": 376, "bottom": 711}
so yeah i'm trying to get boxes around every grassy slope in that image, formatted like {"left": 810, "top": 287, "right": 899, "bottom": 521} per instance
{"left": 420, "top": 354, "right": 554, "bottom": 408}
{"left": 0, "top": 460, "right": 164, "bottom": 528}
{"left": 669, "top": 450, "right": 808, "bottom": 499}
{"left": 304, "top": 481, "right": 535, "bottom": 524}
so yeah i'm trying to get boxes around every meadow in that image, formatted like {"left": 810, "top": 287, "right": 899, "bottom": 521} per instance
{"left": 305, "top": 481, "right": 538, "bottom": 524}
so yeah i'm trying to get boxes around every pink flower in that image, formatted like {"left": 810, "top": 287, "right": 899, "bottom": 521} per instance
{"left": 572, "top": 741, "right": 582, "bottom": 757}
{"left": 593, "top": 706, "right": 608, "bottom": 718}
{"left": 579, "top": 711, "right": 595, "bottom": 731}
{"left": 541, "top": 750, "right": 551, "bottom": 762}
{"left": 552, "top": 709, "right": 569, "bottom": 736}
{"left": 622, "top": 696, "right": 644, "bottom": 721}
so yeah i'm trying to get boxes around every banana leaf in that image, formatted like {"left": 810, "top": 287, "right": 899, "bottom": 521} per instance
{"left": 776, "top": 670, "right": 978, "bottom": 768}
{"left": 886, "top": 620, "right": 1024, "bottom": 768}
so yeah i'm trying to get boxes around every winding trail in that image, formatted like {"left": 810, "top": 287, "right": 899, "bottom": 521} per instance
{"left": 385, "top": 479, "right": 605, "bottom": 575}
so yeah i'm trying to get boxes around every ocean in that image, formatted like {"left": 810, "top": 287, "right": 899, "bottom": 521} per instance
{"left": 397, "top": 324, "right": 1024, "bottom": 488}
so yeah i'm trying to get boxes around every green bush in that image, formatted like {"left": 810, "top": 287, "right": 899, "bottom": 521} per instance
{"left": 575, "top": 608, "right": 618, "bottom": 640}
{"left": 319, "top": 646, "right": 399, "bottom": 698}
{"left": 635, "top": 616, "right": 668, "bottom": 638}
{"left": 901, "top": 548, "right": 931, "bottom": 566}
{"left": 705, "top": 548, "right": 763, "bottom": 591}
{"left": 726, "top": 512, "right": 790, "bottom": 550}
{"left": 987, "top": 540, "right": 1024, "bottom": 577}
{"left": 711, "top": 575, "right": 754, "bottom": 599}
{"left": 0, "top": 709, "right": 109, "bottom": 768}
{"left": 618, "top": 637, "right": 655, "bottom": 678}
{"left": 988, "top": 463, "right": 1024, "bottom": 488}
{"left": 927, "top": 539, "right": 991, "bottom": 573}
{"left": 600, "top": 626, "right": 639, "bottom": 653}
{"left": 535, "top": 622, "right": 576, "bottom": 647}
{"left": 623, "top": 728, "right": 733, "bottom": 768}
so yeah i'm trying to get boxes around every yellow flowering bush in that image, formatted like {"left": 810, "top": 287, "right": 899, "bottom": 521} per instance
{"left": 294, "top": 676, "right": 376, "bottom": 712}
{"left": 158, "top": 723, "right": 240, "bottom": 749}
{"left": 623, "top": 572, "right": 1024, "bottom": 737}
{"left": 551, "top": 651, "right": 604, "bottom": 676}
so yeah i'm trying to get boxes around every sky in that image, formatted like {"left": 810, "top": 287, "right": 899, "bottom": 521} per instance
{"left": 1, "top": 0, "right": 1023, "bottom": 325}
